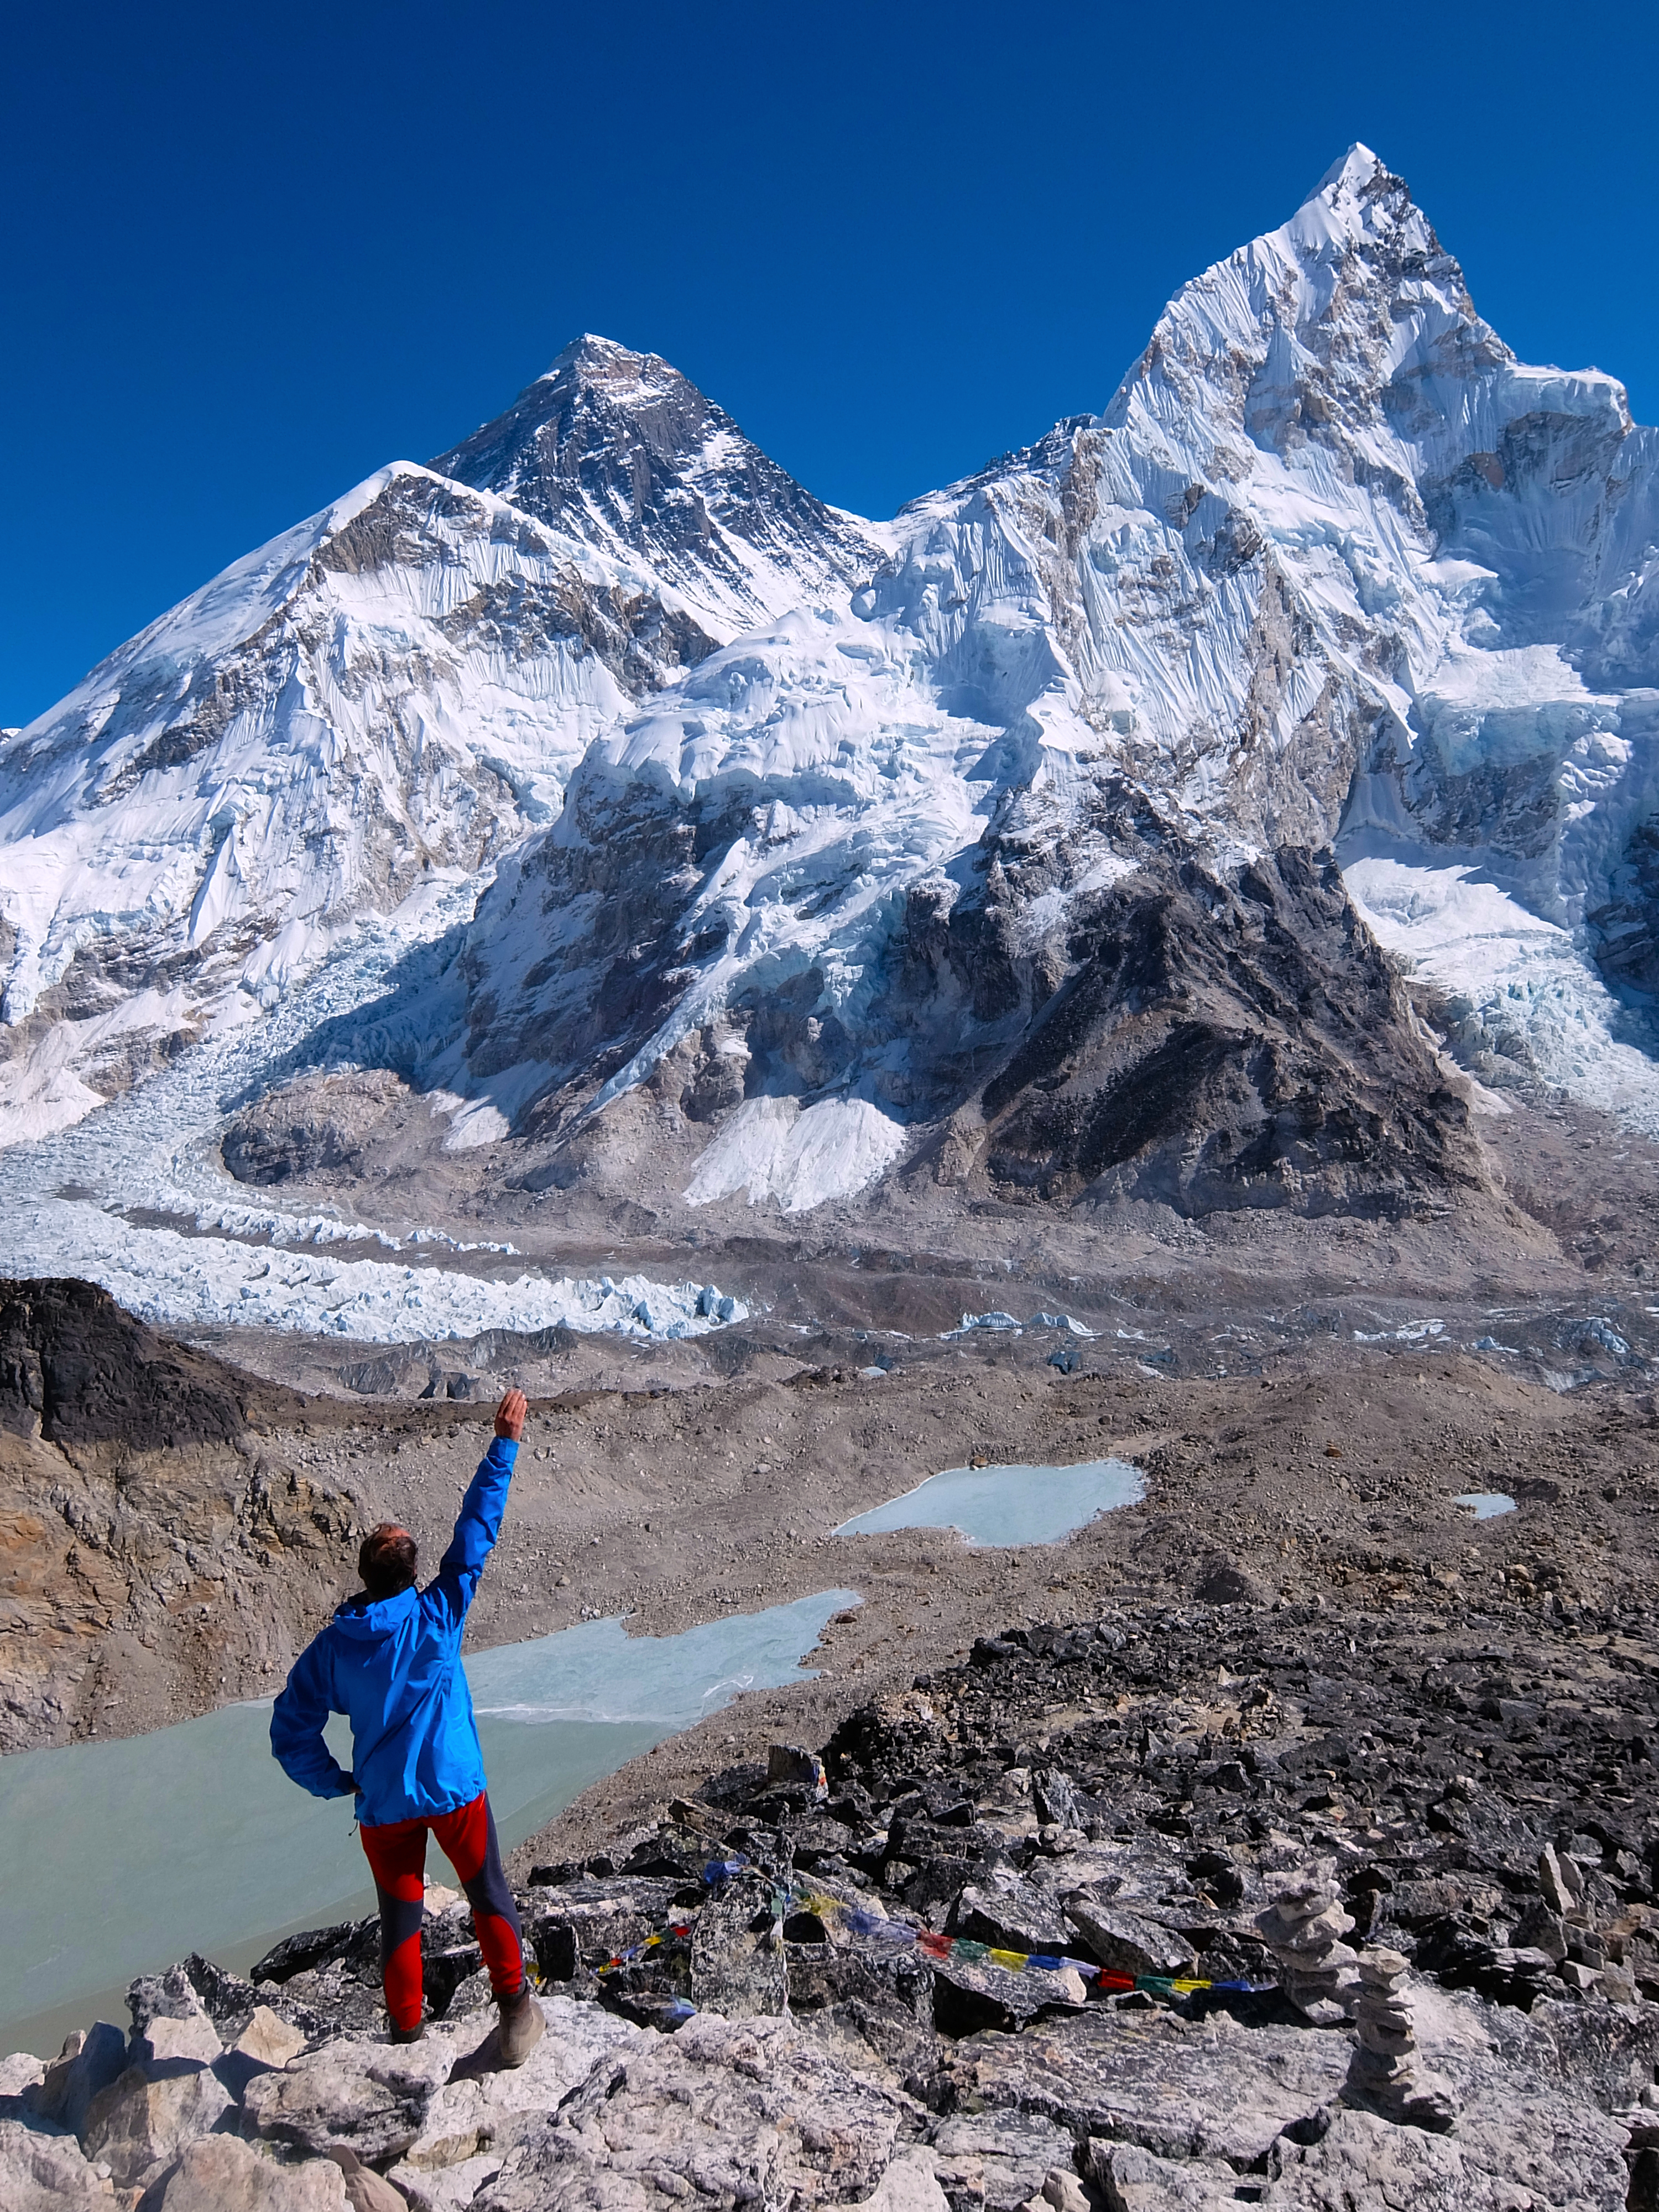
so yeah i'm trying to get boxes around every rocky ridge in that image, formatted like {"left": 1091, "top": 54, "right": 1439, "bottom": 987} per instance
{"left": 7, "top": 1593, "right": 1657, "bottom": 2208}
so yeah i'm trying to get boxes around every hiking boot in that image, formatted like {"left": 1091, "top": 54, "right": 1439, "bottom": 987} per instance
{"left": 496, "top": 1986, "right": 544, "bottom": 2067}
{"left": 389, "top": 2017, "right": 426, "bottom": 2044}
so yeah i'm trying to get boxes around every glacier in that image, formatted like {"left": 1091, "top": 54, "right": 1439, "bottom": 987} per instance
{"left": 3, "top": 143, "right": 1658, "bottom": 1271}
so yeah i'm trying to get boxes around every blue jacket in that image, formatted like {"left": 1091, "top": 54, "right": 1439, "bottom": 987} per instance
{"left": 270, "top": 1437, "right": 517, "bottom": 1827}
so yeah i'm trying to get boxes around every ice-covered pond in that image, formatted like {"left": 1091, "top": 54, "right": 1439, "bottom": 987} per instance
{"left": 0, "top": 1589, "right": 854, "bottom": 2055}
{"left": 833, "top": 1458, "right": 1145, "bottom": 1547}
{"left": 1454, "top": 1492, "right": 1518, "bottom": 1520}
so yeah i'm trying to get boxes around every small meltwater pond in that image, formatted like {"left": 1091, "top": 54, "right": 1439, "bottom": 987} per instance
{"left": 0, "top": 1589, "right": 854, "bottom": 2054}
{"left": 1454, "top": 1492, "right": 1518, "bottom": 1520}
{"left": 834, "top": 1458, "right": 1145, "bottom": 1548}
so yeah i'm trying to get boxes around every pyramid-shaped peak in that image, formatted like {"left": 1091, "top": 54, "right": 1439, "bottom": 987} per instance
{"left": 540, "top": 333, "right": 682, "bottom": 398}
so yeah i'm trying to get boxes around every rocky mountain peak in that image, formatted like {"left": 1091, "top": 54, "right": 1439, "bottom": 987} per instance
{"left": 431, "top": 334, "right": 884, "bottom": 639}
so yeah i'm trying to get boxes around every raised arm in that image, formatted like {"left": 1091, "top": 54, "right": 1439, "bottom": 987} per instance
{"left": 427, "top": 1389, "right": 526, "bottom": 1628}
{"left": 270, "top": 1635, "right": 356, "bottom": 1799}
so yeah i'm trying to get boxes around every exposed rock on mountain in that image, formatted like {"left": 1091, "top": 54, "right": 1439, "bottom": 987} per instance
{"left": 0, "top": 1277, "right": 258, "bottom": 1450}
{"left": 0, "top": 465, "right": 716, "bottom": 1140}
{"left": 433, "top": 334, "right": 888, "bottom": 642}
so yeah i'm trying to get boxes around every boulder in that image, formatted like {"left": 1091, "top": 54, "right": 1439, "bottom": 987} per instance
{"left": 322, "top": 2141, "right": 414, "bottom": 2211}
{"left": 0, "top": 2116, "right": 122, "bottom": 2209}
{"left": 137, "top": 2014, "right": 222, "bottom": 2067}
{"left": 848, "top": 2150, "right": 952, "bottom": 2212}
{"left": 234, "top": 2008, "right": 310, "bottom": 2071}
{"left": 929, "top": 2110, "right": 1082, "bottom": 2212}
{"left": 932, "top": 1954, "right": 1088, "bottom": 2038}
{"left": 472, "top": 2012, "right": 906, "bottom": 2210}
{"left": 81, "top": 2057, "right": 235, "bottom": 2189}
{"left": 949, "top": 1882, "right": 1076, "bottom": 1958}
{"left": 767, "top": 1744, "right": 829, "bottom": 1798}
{"left": 0, "top": 2051, "right": 45, "bottom": 2098}
{"left": 391, "top": 1997, "right": 641, "bottom": 2173}
{"left": 386, "top": 2151, "right": 504, "bottom": 2210}
{"left": 1088, "top": 2141, "right": 1241, "bottom": 2210}
{"left": 151, "top": 2135, "right": 352, "bottom": 2208}
{"left": 1060, "top": 1898, "right": 1196, "bottom": 1980}
{"left": 242, "top": 2034, "right": 447, "bottom": 2166}
{"left": 938, "top": 2006, "right": 1350, "bottom": 2166}
{"left": 1263, "top": 2100, "right": 1630, "bottom": 2210}
{"left": 690, "top": 1869, "right": 788, "bottom": 2018}
{"left": 25, "top": 2021, "right": 127, "bottom": 2138}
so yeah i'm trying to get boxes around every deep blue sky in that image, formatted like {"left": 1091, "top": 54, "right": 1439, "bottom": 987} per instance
{"left": 5, "top": 0, "right": 1656, "bottom": 726}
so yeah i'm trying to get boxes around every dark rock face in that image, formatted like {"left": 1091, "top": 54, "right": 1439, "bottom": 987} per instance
{"left": 0, "top": 1277, "right": 248, "bottom": 1448}
{"left": 221, "top": 1107, "right": 364, "bottom": 1186}
{"left": 964, "top": 836, "right": 1483, "bottom": 1219}
{"left": 477, "top": 764, "right": 1490, "bottom": 1222}
{"left": 432, "top": 335, "right": 882, "bottom": 637}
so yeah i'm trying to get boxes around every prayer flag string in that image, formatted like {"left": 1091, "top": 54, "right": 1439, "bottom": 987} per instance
{"left": 586, "top": 1855, "right": 1268, "bottom": 1998}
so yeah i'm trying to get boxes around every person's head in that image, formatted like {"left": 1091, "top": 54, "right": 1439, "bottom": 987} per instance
{"left": 359, "top": 1522, "right": 418, "bottom": 1601}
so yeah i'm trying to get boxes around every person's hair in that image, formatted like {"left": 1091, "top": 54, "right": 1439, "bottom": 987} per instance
{"left": 359, "top": 1523, "right": 418, "bottom": 1600}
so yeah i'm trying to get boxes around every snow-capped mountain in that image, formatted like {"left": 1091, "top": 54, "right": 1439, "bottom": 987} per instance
{"left": 4, "top": 146, "right": 1657, "bottom": 1227}
{"left": 432, "top": 335, "right": 888, "bottom": 643}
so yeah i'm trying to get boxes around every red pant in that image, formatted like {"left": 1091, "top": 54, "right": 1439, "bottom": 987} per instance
{"left": 358, "top": 1791, "right": 524, "bottom": 2031}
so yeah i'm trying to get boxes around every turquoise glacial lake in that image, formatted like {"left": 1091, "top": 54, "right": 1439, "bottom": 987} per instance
{"left": 834, "top": 1458, "right": 1145, "bottom": 1547}
{"left": 1, "top": 1589, "right": 854, "bottom": 2055}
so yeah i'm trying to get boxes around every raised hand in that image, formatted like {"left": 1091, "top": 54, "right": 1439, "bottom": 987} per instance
{"left": 494, "top": 1388, "right": 528, "bottom": 1442}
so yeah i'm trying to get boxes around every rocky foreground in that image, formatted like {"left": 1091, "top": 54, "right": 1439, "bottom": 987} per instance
{"left": 6, "top": 1593, "right": 1659, "bottom": 2211}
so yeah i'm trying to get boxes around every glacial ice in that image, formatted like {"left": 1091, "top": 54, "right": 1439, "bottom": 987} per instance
{"left": 0, "top": 879, "right": 748, "bottom": 1344}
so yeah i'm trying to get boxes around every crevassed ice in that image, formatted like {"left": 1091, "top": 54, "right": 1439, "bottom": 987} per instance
{"left": 0, "top": 880, "right": 747, "bottom": 1343}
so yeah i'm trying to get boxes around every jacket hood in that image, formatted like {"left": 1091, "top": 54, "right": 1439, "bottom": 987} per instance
{"left": 332, "top": 1584, "right": 420, "bottom": 1638}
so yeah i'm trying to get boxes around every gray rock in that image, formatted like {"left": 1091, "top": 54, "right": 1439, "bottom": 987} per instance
{"left": 129, "top": 1964, "right": 214, "bottom": 2042}
{"left": 242, "top": 2035, "right": 444, "bottom": 2166}
{"left": 0, "top": 2052, "right": 45, "bottom": 2098}
{"left": 1264, "top": 2099, "right": 1629, "bottom": 2210}
{"left": 1060, "top": 1897, "right": 1196, "bottom": 1980}
{"left": 25, "top": 2021, "right": 128, "bottom": 2140}
{"left": 1088, "top": 2141, "right": 1238, "bottom": 2211}
{"left": 321, "top": 2142, "right": 411, "bottom": 2212}
{"left": 392, "top": 1997, "right": 642, "bottom": 2174}
{"left": 950, "top": 1882, "right": 1076, "bottom": 1958}
{"left": 137, "top": 2015, "right": 223, "bottom": 2068}
{"left": 929, "top": 2110, "right": 1081, "bottom": 2212}
{"left": 939, "top": 2006, "right": 1350, "bottom": 2164}
{"left": 768, "top": 1744, "right": 829, "bottom": 1797}
{"left": 473, "top": 2012, "right": 907, "bottom": 2210}
{"left": 82, "top": 2057, "right": 235, "bottom": 2189}
{"left": 847, "top": 2150, "right": 951, "bottom": 2212}
{"left": 386, "top": 2152, "right": 504, "bottom": 2211}
{"left": 1539, "top": 1844, "right": 1586, "bottom": 1918}
{"left": 787, "top": 1938, "right": 938, "bottom": 2085}
{"left": 690, "top": 1869, "right": 788, "bottom": 2019}
{"left": 150, "top": 2135, "right": 352, "bottom": 2209}
{"left": 932, "top": 1954, "right": 1088, "bottom": 2038}
{"left": 1528, "top": 1995, "right": 1659, "bottom": 2113}
{"left": 0, "top": 2116, "right": 122, "bottom": 2210}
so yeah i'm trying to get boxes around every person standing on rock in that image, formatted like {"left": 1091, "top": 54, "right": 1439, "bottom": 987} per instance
{"left": 270, "top": 1388, "right": 544, "bottom": 2065}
